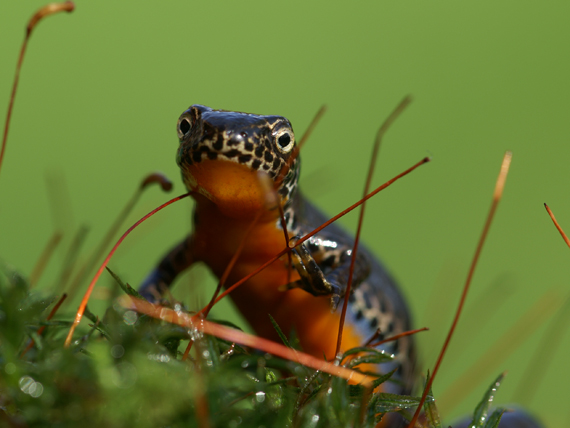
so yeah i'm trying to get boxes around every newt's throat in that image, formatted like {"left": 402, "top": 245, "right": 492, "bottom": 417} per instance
{"left": 184, "top": 159, "right": 276, "bottom": 219}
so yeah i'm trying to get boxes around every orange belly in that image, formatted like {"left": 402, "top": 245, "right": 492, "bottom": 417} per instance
{"left": 192, "top": 195, "right": 368, "bottom": 362}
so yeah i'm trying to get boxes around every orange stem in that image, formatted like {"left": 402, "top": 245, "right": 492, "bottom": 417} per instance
{"left": 275, "top": 105, "right": 326, "bottom": 187}
{"left": 64, "top": 192, "right": 191, "bottom": 347}
{"left": 335, "top": 96, "right": 412, "bottom": 356}
{"left": 203, "top": 157, "right": 429, "bottom": 310}
{"left": 368, "top": 327, "right": 428, "bottom": 348}
{"left": 544, "top": 203, "right": 570, "bottom": 249}
{"left": 125, "top": 297, "right": 373, "bottom": 387}
{"left": 407, "top": 151, "right": 512, "bottom": 428}
{"left": 183, "top": 209, "right": 264, "bottom": 361}
{"left": 1, "top": 2, "right": 74, "bottom": 180}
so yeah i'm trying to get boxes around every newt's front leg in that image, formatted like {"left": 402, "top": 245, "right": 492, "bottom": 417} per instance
{"left": 288, "top": 232, "right": 371, "bottom": 310}
{"left": 139, "top": 235, "right": 194, "bottom": 302}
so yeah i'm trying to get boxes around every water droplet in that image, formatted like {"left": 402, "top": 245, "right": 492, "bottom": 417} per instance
{"left": 255, "top": 391, "right": 266, "bottom": 403}
{"left": 146, "top": 352, "right": 171, "bottom": 363}
{"left": 188, "top": 326, "right": 203, "bottom": 341}
{"left": 123, "top": 310, "right": 138, "bottom": 325}
{"left": 4, "top": 362, "right": 16, "bottom": 374}
{"left": 111, "top": 345, "right": 125, "bottom": 358}
{"left": 19, "top": 376, "right": 34, "bottom": 393}
{"left": 29, "top": 382, "right": 43, "bottom": 398}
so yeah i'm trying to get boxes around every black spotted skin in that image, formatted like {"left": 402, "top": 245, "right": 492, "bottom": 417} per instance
{"left": 140, "top": 104, "right": 416, "bottom": 415}
{"left": 139, "top": 105, "right": 546, "bottom": 428}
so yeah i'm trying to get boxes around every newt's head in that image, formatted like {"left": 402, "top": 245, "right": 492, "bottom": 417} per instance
{"left": 176, "top": 105, "right": 300, "bottom": 218}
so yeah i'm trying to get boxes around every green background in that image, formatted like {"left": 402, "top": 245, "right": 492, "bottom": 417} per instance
{"left": 1, "top": 1, "right": 569, "bottom": 425}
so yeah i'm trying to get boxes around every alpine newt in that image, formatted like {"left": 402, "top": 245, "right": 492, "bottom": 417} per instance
{"left": 139, "top": 104, "right": 415, "bottom": 398}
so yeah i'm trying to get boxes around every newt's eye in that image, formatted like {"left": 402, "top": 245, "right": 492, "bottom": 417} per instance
{"left": 275, "top": 129, "right": 295, "bottom": 153}
{"left": 177, "top": 117, "right": 192, "bottom": 140}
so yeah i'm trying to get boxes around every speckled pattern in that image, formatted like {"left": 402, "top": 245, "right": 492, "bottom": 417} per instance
{"left": 176, "top": 105, "right": 299, "bottom": 203}
{"left": 141, "top": 104, "right": 416, "bottom": 398}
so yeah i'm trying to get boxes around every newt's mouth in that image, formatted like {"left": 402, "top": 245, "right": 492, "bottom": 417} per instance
{"left": 183, "top": 159, "right": 273, "bottom": 219}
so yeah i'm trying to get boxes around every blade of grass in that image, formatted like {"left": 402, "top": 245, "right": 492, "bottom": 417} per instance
{"left": 336, "top": 96, "right": 412, "bottom": 355}
{"left": 1, "top": 2, "right": 75, "bottom": 180}
{"left": 64, "top": 192, "right": 191, "bottom": 347}
{"left": 407, "top": 151, "right": 513, "bottom": 428}
{"left": 29, "top": 231, "right": 63, "bottom": 287}
{"left": 438, "top": 290, "right": 559, "bottom": 413}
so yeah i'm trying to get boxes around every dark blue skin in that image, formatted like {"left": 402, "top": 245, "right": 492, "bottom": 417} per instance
{"left": 139, "top": 105, "right": 545, "bottom": 428}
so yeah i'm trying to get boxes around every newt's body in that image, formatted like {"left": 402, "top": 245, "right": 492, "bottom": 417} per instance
{"left": 138, "top": 105, "right": 546, "bottom": 428}
{"left": 140, "top": 104, "right": 416, "bottom": 397}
